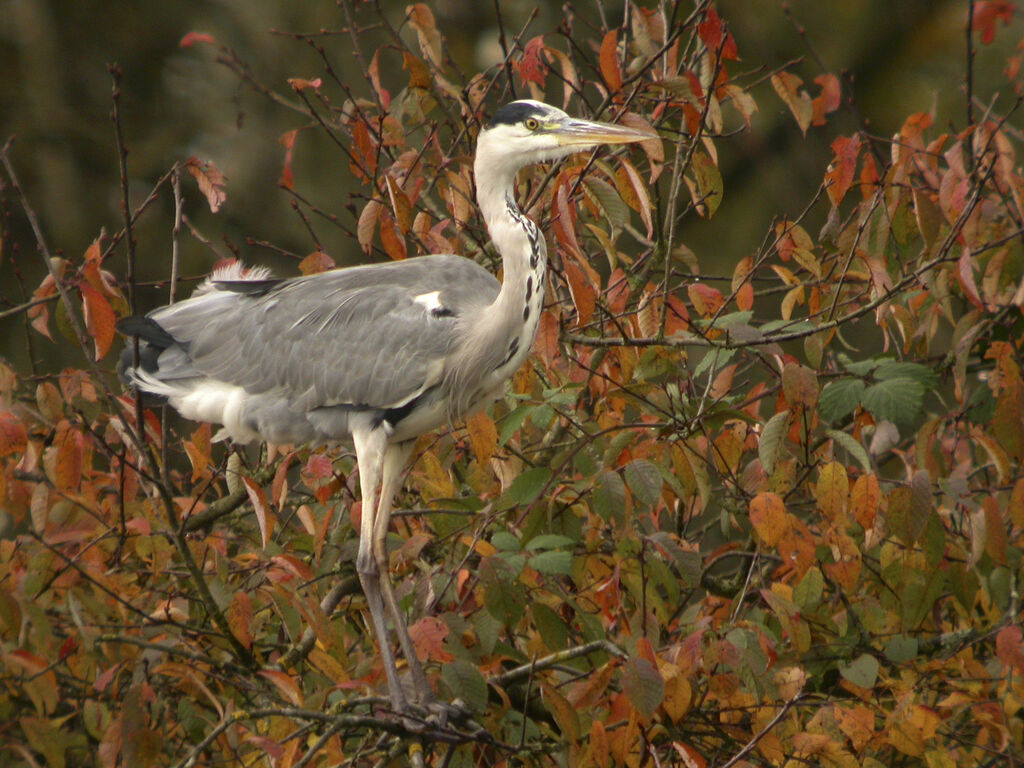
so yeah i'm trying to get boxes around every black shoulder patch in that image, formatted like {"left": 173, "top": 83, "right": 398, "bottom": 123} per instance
{"left": 488, "top": 101, "right": 547, "bottom": 128}
{"left": 212, "top": 278, "right": 284, "bottom": 296}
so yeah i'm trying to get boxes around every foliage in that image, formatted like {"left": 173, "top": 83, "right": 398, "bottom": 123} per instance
{"left": 1, "top": 1, "right": 1023, "bottom": 766}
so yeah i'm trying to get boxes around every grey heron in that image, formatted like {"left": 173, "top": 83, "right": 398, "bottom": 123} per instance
{"left": 117, "top": 100, "right": 653, "bottom": 717}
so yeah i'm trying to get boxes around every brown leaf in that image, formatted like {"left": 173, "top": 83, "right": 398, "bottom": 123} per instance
{"left": 771, "top": 72, "right": 812, "bottom": 135}
{"left": 258, "top": 670, "right": 303, "bottom": 706}
{"left": 242, "top": 476, "right": 273, "bottom": 548}
{"left": 378, "top": 211, "right": 407, "bottom": 261}
{"left": 277, "top": 129, "right": 298, "bottom": 190}
{"left": 287, "top": 77, "right": 322, "bottom": 92}
{"left": 298, "top": 251, "right": 335, "bottom": 276}
{"left": 357, "top": 199, "right": 383, "bottom": 255}
{"left": 406, "top": 3, "right": 443, "bottom": 68}
{"left": 781, "top": 363, "right": 818, "bottom": 410}
{"left": 534, "top": 310, "right": 560, "bottom": 366}
{"left": 599, "top": 30, "right": 622, "bottom": 92}
{"left": 184, "top": 156, "right": 226, "bottom": 213}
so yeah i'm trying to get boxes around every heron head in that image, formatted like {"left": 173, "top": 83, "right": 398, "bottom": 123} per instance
{"left": 477, "top": 100, "right": 655, "bottom": 173}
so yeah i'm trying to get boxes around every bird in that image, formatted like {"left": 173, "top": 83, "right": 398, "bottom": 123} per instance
{"left": 117, "top": 99, "right": 654, "bottom": 718}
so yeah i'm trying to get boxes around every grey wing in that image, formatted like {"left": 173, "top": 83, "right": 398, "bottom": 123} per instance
{"left": 150, "top": 254, "right": 500, "bottom": 414}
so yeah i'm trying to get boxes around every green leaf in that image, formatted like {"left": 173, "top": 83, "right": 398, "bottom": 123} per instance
{"left": 621, "top": 657, "right": 664, "bottom": 718}
{"left": 525, "top": 534, "right": 575, "bottom": 551}
{"left": 532, "top": 603, "right": 569, "bottom": 652}
{"left": 624, "top": 459, "right": 662, "bottom": 508}
{"left": 583, "top": 177, "right": 630, "bottom": 227}
{"left": 874, "top": 361, "right": 939, "bottom": 389}
{"left": 440, "top": 659, "right": 489, "bottom": 713}
{"left": 491, "top": 531, "right": 520, "bottom": 551}
{"left": 592, "top": 470, "right": 626, "bottom": 523}
{"left": 758, "top": 411, "right": 789, "bottom": 475}
{"left": 838, "top": 653, "right": 879, "bottom": 689}
{"left": 818, "top": 378, "right": 866, "bottom": 423}
{"left": 528, "top": 550, "right": 573, "bottom": 575}
{"left": 861, "top": 377, "right": 925, "bottom": 426}
{"left": 883, "top": 635, "right": 919, "bottom": 663}
{"left": 498, "top": 404, "right": 532, "bottom": 446}
{"left": 497, "top": 467, "right": 551, "bottom": 510}
{"left": 480, "top": 556, "right": 526, "bottom": 627}
{"left": 793, "top": 566, "right": 824, "bottom": 611}
{"left": 826, "top": 429, "right": 871, "bottom": 473}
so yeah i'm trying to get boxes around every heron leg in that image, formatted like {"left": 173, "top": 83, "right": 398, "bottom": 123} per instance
{"left": 373, "top": 440, "right": 433, "bottom": 703}
{"left": 352, "top": 427, "right": 409, "bottom": 714}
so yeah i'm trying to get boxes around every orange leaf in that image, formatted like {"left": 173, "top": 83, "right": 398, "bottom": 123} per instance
{"left": 184, "top": 156, "right": 226, "bottom": 213}
{"left": 227, "top": 591, "right": 253, "bottom": 650}
{"left": 825, "top": 135, "right": 861, "bottom": 207}
{"left": 534, "top": 310, "right": 560, "bottom": 366}
{"left": 278, "top": 129, "right": 298, "bottom": 190}
{"left": 687, "top": 283, "right": 724, "bottom": 317}
{"left": 298, "top": 251, "right": 335, "bottom": 276}
{"left": 563, "top": 254, "right": 597, "bottom": 328}
{"left": 409, "top": 616, "right": 454, "bottom": 662}
{"left": 80, "top": 283, "right": 115, "bottom": 361}
{"left": 749, "top": 492, "right": 787, "bottom": 546}
{"left": 995, "top": 625, "right": 1024, "bottom": 671}
{"left": 378, "top": 212, "right": 407, "bottom": 261}
{"left": 52, "top": 420, "right": 84, "bottom": 493}
{"left": 180, "top": 31, "right": 215, "bottom": 47}
{"left": 811, "top": 73, "right": 841, "bottom": 126}
{"left": 599, "top": 30, "right": 622, "bottom": 92}
{"left": 851, "top": 473, "right": 880, "bottom": 529}
{"left": 465, "top": 409, "right": 497, "bottom": 465}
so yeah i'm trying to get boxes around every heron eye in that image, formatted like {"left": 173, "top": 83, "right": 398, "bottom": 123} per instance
{"left": 524, "top": 117, "right": 539, "bottom": 131}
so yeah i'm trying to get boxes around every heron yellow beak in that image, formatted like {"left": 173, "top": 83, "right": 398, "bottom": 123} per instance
{"left": 552, "top": 117, "right": 657, "bottom": 147}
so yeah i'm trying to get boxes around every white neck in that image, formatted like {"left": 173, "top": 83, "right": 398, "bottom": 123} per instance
{"left": 472, "top": 138, "right": 548, "bottom": 368}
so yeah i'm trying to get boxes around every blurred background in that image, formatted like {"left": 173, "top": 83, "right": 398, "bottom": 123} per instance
{"left": 0, "top": 0, "right": 1015, "bottom": 370}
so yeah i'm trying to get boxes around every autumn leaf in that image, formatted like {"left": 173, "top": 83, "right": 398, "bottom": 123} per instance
{"left": 771, "top": 72, "right": 813, "bottom": 135}
{"left": 0, "top": 410, "right": 27, "bottom": 457}
{"left": 287, "top": 77, "right": 322, "bottom": 92}
{"left": 599, "top": 30, "right": 622, "bottom": 92}
{"left": 278, "top": 128, "right": 298, "bottom": 190}
{"left": 80, "top": 282, "right": 115, "bottom": 361}
{"left": 825, "top": 135, "right": 861, "bottom": 206}
{"left": 517, "top": 36, "right": 547, "bottom": 87}
{"left": 749, "top": 491, "right": 787, "bottom": 546}
{"left": 242, "top": 476, "right": 273, "bottom": 548}
{"left": 184, "top": 156, "right": 226, "bottom": 213}
{"left": 179, "top": 31, "right": 215, "bottom": 47}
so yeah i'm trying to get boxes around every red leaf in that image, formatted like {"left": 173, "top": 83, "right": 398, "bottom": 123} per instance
{"left": 517, "top": 36, "right": 548, "bottom": 87}
{"left": 80, "top": 283, "right": 115, "bottom": 361}
{"left": 599, "top": 30, "right": 622, "bottom": 92}
{"left": 0, "top": 410, "right": 27, "bottom": 458}
{"left": 697, "top": 6, "right": 739, "bottom": 61}
{"left": 995, "top": 625, "right": 1024, "bottom": 670}
{"left": 179, "top": 32, "right": 215, "bottom": 48}
{"left": 258, "top": 670, "right": 303, "bottom": 706}
{"left": 825, "top": 135, "right": 861, "bottom": 207}
{"left": 184, "top": 156, "right": 226, "bottom": 213}
{"left": 972, "top": 1, "right": 1015, "bottom": 45}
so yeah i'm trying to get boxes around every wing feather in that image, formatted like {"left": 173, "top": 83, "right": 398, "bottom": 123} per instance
{"left": 149, "top": 254, "right": 499, "bottom": 415}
